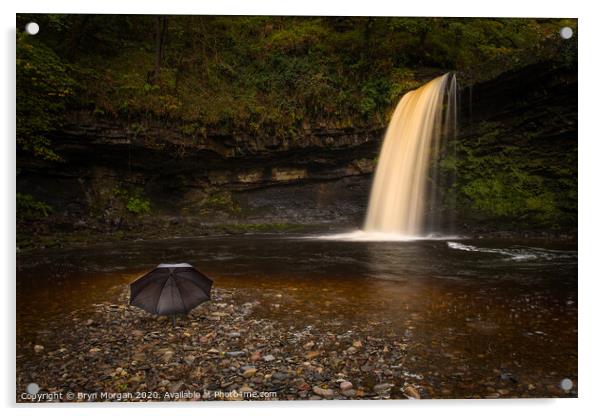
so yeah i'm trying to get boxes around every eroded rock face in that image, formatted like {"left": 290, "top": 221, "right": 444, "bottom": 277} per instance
{"left": 16, "top": 60, "right": 577, "bottom": 244}
{"left": 17, "top": 116, "right": 382, "bottom": 231}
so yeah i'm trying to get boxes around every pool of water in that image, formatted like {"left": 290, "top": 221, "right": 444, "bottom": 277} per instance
{"left": 16, "top": 233, "right": 578, "bottom": 398}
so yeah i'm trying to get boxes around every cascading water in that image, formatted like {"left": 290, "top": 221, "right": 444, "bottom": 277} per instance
{"left": 363, "top": 73, "right": 457, "bottom": 237}
{"left": 312, "top": 73, "right": 457, "bottom": 242}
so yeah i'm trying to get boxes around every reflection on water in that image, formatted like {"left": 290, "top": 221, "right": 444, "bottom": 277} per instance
{"left": 16, "top": 234, "right": 577, "bottom": 397}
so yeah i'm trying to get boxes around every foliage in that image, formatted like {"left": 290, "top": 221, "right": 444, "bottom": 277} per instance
{"left": 450, "top": 121, "right": 576, "bottom": 227}
{"left": 16, "top": 15, "right": 577, "bottom": 142}
{"left": 16, "top": 30, "right": 74, "bottom": 160}
{"left": 16, "top": 193, "right": 52, "bottom": 220}
{"left": 202, "top": 191, "right": 241, "bottom": 214}
{"left": 126, "top": 196, "right": 151, "bottom": 215}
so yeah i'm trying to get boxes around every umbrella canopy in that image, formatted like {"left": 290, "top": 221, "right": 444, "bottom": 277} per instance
{"left": 129, "top": 263, "right": 213, "bottom": 316}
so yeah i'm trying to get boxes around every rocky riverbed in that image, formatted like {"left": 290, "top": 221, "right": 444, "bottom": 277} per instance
{"left": 17, "top": 287, "right": 426, "bottom": 401}
{"left": 17, "top": 279, "right": 576, "bottom": 402}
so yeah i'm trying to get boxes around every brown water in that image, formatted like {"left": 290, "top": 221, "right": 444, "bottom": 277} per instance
{"left": 16, "top": 234, "right": 577, "bottom": 398}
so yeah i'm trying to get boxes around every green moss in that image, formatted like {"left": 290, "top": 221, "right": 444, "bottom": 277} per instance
{"left": 201, "top": 191, "right": 241, "bottom": 214}
{"left": 16, "top": 193, "right": 52, "bottom": 220}
{"left": 126, "top": 196, "right": 151, "bottom": 215}
{"left": 449, "top": 120, "right": 576, "bottom": 227}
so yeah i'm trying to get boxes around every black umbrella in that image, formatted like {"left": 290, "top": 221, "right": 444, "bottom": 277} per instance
{"left": 129, "top": 263, "right": 213, "bottom": 326}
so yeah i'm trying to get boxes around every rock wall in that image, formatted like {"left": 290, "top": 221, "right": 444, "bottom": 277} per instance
{"left": 16, "top": 60, "right": 578, "bottom": 245}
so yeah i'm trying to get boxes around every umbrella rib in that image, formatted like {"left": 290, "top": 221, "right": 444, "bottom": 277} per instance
{"left": 155, "top": 273, "right": 174, "bottom": 314}
{"left": 172, "top": 275, "right": 190, "bottom": 313}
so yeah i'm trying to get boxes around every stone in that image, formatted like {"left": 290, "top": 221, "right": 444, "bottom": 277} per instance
{"left": 403, "top": 385, "right": 421, "bottom": 400}
{"left": 242, "top": 368, "right": 257, "bottom": 378}
{"left": 303, "top": 341, "right": 315, "bottom": 349}
{"left": 183, "top": 355, "right": 195, "bottom": 366}
{"left": 341, "top": 389, "right": 356, "bottom": 398}
{"left": 161, "top": 350, "right": 175, "bottom": 362}
{"left": 226, "top": 350, "right": 245, "bottom": 358}
{"left": 263, "top": 354, "right": 275, "bottom": 362}
{"left": 132, "top": 352, "right": 146, "bottom": 362}
{"left": 34, "top": 345, "right": 44, "bottom": 353}
{"left": 298, "top": 381, "right": 311, "bottom": 391}
{"left": 305, "top": 351, "right": 320, "bottom": 360}
{"left": 272, "top": 372, "right": 288, "bottom": 381}
{"left": 340, "top": 381, "right": 353, "bottom": 391}
{"left": 374, "top": 383, "right": 392, "bottom": 394}
{"left": 312, "top": 386, "right": 334, "bottom": 399}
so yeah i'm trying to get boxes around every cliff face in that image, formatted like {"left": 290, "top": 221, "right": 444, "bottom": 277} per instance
{"left": 17, "top": 114, "right": 382, "bottom": 235}
{"left": 453, "top": 60, "right": 577, "bottom": 235}
{"left": 16, "top": 60, "right": 577, "bottom": 247}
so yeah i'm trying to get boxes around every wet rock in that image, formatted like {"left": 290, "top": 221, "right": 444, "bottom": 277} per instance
{"left": 303, "top": 341, "right": 315, "bottom": 349}
{"left": 340, "top": 381, "right": 353, "bottom": 391}
{"left": 374, "top": 383, "right": 392, "bottom": 394}
{"left": 341, "top": 389, "right": 356, "bottom": 398}
{"left": 88, "top": 347, "right": 101, "bottom": 355}
{"left": 169, "top": 381, "right": 184, "bottom": 394}
{"left": 242, "top": 368, "right": 257, "bottom": 378}
{"left": 403, "top": 385, "right": 421, "bottom": 400}
{"left": 312, "top": 386, "right": 334, "bottom": 399}
{"left": 297, "top": 381, "right": 311, "bottom": 391}
{"left": 161, "top": 349, "right": 175, "bottom": 362}
{"left": 131, "top": 352, "right": 146, "bottom": 362}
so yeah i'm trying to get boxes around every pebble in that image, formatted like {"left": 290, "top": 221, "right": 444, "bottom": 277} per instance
{"left": 403, "top": 385, "right": 421, "bottom": 400}
{"left": 374, "top": 383, "right": 392, "bottom": 394}
{"left": 340, "top": 381, "right": 353, "bottom": 391}
{"left": 263, "top": 354, "right": 275, "bottom": 362}
{"left": 305, "top": 351, "right": 320, "bottom": 360}
{"left": 132, "top": 352, "right": 146, "bottom": 362}
{"left": 34, "top": 345, "right": 44, "bottom": 353}
{"left": 341, "top": 389, "right": 356, "bottom": 398}
{"left": 272, "top": 372, "right": 288, "bottom": 381}
{"left": 312, "top": 386, "right": 334, "bottom": 399}
{"left": 243, "top": 368, "right": 257, "bottom": 378}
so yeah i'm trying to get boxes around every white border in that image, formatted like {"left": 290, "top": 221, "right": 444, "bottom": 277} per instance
{"left": 2, "top": 1, "right": 599, "bottom": 415}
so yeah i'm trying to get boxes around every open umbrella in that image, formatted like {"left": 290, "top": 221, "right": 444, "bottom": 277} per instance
{"left": 129, "top": 263, "right": 213, "bottom": 325}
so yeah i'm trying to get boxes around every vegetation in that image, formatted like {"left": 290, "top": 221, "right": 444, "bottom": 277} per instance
{"left": 16, "top": 15, "right": 576, "bottom": 155}
{"left": 16, "top": 193, "right": 52, "bottom": 220}
{"left": 126, "top": 196, "right": 152, "bottom": 216}
{"left": 15, "top": 15, "right": 577, "bottom": 239}
{"left": 450, "top": 120, "right": 577, "bottom": 228}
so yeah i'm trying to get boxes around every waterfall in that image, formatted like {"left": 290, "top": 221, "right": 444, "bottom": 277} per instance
{"left": 363, "top": 73, "right": 457, "bottom": 237}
